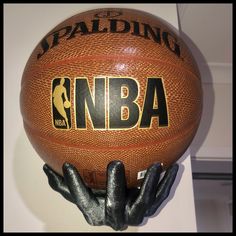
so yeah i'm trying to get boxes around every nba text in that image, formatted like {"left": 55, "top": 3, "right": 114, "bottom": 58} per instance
{"left": 52, "top": 77, "right": 169, "bottom": 130}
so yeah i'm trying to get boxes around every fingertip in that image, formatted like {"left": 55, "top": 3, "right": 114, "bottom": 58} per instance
{"left": 43, "top": 164, "right": 49, "bottom": 172}
{"left": 108, "top": 160, "right": 124, "bottom": 168}
{"left": 173, "top": 163, "right": 179, "bottom": 170}
{"left": 63, "top": 162, "right": 72, "bottom": 170}
{"left": 162, "top": 163, "right": 179, "bottom": 188}
{"left": 169, "top": 163, "right": 179, "bottom": 174}
{"left": 43, "top": 164, "right": 53, "bottom": 175}
{"left": 144, "top": 162, "right": 162, "bottom": 181}
{"left": 107, "top": 161, "right": 126, "bottom": 181}
{"left": 106, "top": 160, "right": 126, "bottom": 192}
{"left": 107, "top": 160, "right": 125, "bottom": 174}
{"left": 149, "top": 162, "right": 163, "bottom": 173}
{"left": 62, "top": 162, "right": 77, "bottom": 175}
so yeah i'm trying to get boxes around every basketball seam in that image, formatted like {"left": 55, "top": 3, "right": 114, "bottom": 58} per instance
{"left": 35, "top": 55, "right": 199, "bottom": 80}
{"left": 23, "top": 116, "right": 201, "bottom": 151}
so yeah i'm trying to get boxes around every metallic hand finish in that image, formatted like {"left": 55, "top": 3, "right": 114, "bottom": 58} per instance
{"left": 43, "top": 161, "right": 178, "bottom": 230}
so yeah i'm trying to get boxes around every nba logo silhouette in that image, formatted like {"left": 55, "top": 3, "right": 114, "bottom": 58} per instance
{"left": 52, "top": 77, "right": 71, "bottom": 129}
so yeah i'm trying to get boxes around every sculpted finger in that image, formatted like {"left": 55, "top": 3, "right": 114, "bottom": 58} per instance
{"left": 43, "top": 164, "right": 74, "bottom": 203}
{"left": 62, "top": 163, "right": 98, "bottom": 210}
{"left": 126, "top": 163, "right": 162, "bottom": 225}
{"left": 145, "top": 163, "right": 179, "bottom": 216}
{"left": 138, "top": 163, "right": 163, "bottom": 204}
{"left": 63, "top": 163, "right": 105, "bottom": 226}
{"left": 105, "top": 161, "right": 126, "bottom": 230}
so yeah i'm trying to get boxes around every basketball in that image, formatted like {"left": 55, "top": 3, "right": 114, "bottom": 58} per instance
{"left": 64, "top": 100, "right": 71, "bottom": 109}
{"left": 20, "top": 8, "right": 202, "bottom": 189}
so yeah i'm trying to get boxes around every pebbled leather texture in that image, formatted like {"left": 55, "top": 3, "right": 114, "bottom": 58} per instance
{"left": 21, "top": 8, "right": 202, "bottom": 189}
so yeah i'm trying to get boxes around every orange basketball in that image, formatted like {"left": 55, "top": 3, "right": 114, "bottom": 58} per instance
{"left": 20, "top": 8, "right": 202, "bottom": 189}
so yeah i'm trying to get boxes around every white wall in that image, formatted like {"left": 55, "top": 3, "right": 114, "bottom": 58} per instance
{"left": 4, "top": 3, "right": 197, "bottom": 232}
{"left": 193, "top": 179, "right": 232, "bottom": 232}
{"left": 177, "top": 4, "right": 232, "bottom": 162}
{"left": 191, "top": 83, "right": 232, "bottom": 161}
{"left": 178, "top": 4, "right": 232, "bottom": 233}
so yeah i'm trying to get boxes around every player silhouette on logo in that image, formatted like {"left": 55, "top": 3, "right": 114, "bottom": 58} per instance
{"left": 52, "top": 78, "right": 71, "bottom": 129}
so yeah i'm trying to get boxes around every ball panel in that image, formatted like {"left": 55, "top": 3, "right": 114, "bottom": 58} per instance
{"left": 22, "top": 8, "right": 199, "bottom": 82}
{"left": 24, "top": 115, "right": 198, "bottom": 189}
{"left": 21, "top": 59, "right": 202, "bottom": 148}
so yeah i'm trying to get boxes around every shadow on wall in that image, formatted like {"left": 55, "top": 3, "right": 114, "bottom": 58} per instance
{"left": 150, "top": 12, "right": 215, "bottom": 161}
{"left": 178, "top": 29, "right": 215, "bottom": 160}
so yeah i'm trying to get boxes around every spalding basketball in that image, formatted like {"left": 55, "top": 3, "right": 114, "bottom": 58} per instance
{"left": 20, "top": 8, "right": 202, "bottom": 189}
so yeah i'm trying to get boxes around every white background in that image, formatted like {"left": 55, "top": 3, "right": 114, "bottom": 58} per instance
{"left": 4, "top": 4, "right": 197, "bottom": 232}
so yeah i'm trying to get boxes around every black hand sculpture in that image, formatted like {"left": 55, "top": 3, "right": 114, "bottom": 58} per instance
{"left": 43, "top": 161, "right": 179, "bottom": 231}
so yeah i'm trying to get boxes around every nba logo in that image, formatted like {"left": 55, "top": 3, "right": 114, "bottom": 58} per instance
{"left": 52, "top": 77, "right": 71, "bottom": 129}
